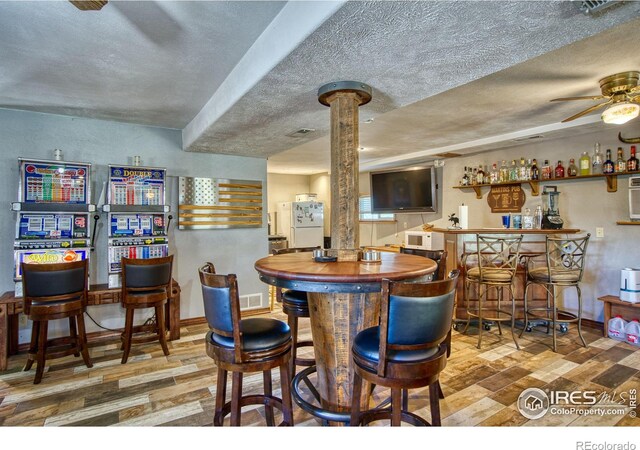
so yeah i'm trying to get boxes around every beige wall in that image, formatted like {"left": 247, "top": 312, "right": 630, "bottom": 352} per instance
{"left": 266, "top": 173, "right": 310, "bottom": 233}
{"left": 359, "top": 124, "right": 640, "bottom": 322}
{"left": 310, "top": 172, "right": 331, "bottom": 235}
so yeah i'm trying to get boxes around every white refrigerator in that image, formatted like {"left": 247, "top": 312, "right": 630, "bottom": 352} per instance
{"left": 277, "top": 201, "right": 324, "bottom": 248}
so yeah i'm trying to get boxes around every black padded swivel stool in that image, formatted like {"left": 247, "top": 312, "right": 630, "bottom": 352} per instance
{"left": 199, "top": 263, "right": 294, "bottom": 426}
{"left": 350, "top": 271, "right": 459, "bottom": 427}
{"left": 21, "top": 260, "right": 93, "bottom": 384}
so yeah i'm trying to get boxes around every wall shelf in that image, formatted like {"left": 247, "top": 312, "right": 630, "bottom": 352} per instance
{"left": 616, "top": 221, "right": 640, "bottom": 225}
{"left": 452, "top": 170, "right": 640, "bottom": 199}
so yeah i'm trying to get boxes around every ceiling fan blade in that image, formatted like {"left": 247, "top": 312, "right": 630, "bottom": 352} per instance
{"left": 70, "top": 1, "right": 108, "bottom": 11}
{"left": 550, "top": 95, "right": 607, "bottom": 102}
{"left": 561, "top": 100, "right": 613, "bottom": 123}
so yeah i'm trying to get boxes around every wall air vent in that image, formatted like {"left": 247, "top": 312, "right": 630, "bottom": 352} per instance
{"left": 286, "top": 128, "right": 316, "bottom": 138}
{"left": 581, "top": 0, "right": 620, "bottom": 15}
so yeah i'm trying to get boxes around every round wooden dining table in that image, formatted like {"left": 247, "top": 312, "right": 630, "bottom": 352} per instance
{"left": 254, "top": 251, "right": 436, "bottom": 422}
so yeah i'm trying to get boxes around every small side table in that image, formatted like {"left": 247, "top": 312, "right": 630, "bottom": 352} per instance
{"left": 597, "top": 295, "right": 640, "bottom": 337}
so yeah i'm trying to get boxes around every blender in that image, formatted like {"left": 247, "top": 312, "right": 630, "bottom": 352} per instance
{"left": 541, "top": 186, "right": 563, "bottom": 229}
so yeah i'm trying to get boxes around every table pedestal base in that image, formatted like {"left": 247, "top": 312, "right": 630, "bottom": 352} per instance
{"left": 307, "top": 291, "right": 380, "bottom": 419}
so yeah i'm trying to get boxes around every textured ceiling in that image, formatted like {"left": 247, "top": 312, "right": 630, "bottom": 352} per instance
{"left": 0, "top": 1, "right": 286, "bottom": 128}
{"left": 1, "top": 1, "right": 639, "bottom": 174}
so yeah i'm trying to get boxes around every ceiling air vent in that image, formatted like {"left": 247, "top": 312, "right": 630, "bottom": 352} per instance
{"left": 581, "top": 0, "right": 620, "bottom": 15}
{"left": 286, "top": 128, "right": 316, "bottom": 138}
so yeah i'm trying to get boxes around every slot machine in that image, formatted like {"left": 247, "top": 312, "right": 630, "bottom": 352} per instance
{"left": 103, "top": 164, "right": 170, "bottom": 288}
{"left": 11, "top": 157, "right": 94, "bottom": 296}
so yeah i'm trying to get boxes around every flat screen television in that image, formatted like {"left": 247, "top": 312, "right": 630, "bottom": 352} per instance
{"left": 370, "top": 166, "right": 437, "bottom": 213}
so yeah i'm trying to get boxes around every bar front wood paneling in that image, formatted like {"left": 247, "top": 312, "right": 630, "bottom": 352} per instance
{"left": 0, "top": 280, "right": 181, "bottom": 371}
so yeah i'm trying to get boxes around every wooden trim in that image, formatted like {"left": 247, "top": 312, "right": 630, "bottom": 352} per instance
{"left": 616, "top": 221, "right": 640, "bottom": 225}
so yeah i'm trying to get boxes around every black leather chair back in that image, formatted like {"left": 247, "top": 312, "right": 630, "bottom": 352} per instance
{"left": 122, "top": 256, "right": 173, "bottom": 290}
{"left": 199, "top": 263, "right": 239, "bottom": 338}
{"left": 381, "top": 270, "right": 459, "bottom": 352}
{"left": 22, "top": 259, "right": 88, "bottom": 299}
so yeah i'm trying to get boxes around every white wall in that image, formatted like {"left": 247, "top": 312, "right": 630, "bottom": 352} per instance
{"left": 310, "top": 172, "right": 331, "bottom": 236}
{"left": 0, "top": 108, "right": 269, "bottom": 343}
{"left": 359, "top": 125, "right": 640, "bottom": 323}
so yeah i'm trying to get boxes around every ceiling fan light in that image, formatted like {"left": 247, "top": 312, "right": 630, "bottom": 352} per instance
{"left": 601, "top": 102, "right": 640, "bottom": 125}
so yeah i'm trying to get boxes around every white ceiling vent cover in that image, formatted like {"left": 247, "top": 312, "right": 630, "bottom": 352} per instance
{"left": 581, "top": 0, "right": 620, "bottom": 15}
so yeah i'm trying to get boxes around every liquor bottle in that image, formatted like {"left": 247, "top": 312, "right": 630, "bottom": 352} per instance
{"left": 554, "top": 160, "right": 565, "bottom": 178}
{"left": 627, "top": 145, "right": 639, "bottom": 172}
{"left": 472, "top": 167, "right": 478, "bottom": 185}
{"left": 510, "top": 160, "right": 519, "bottom": 181}
{"left": 490, "top": 163, "right": 499, "bottom": 184}
{"left": 592, "top": 142, "right": 603, "bottom": 175}
{"left": 477, "top": 164, "right": 485, "bottom": 184}
{"left": 499, "top": 160, "right": 508, "bottom": 183}
{"left": 461, "top": 166, "right": 469, "bottom": 186}
{"left": 567, "top": 158, "right": 578, "bottom": 177}
{"left": 534, "top": 205, "right": 543, "bottom": 229}
{"left": 522, "top": 207, "right": 534, "bottom": 229}
{"left": 541, "top": 159, "right": 551, "bottom": 180}
{"left": 616, "top": 147, "right": 626, "bottom": 173}
{"left": 603, "top": 149, "right": 615, "bottom": 174}
{"left": 530, "top": 159, "right": 539, "bottom": 180}
{"left": 579, "top": 151, "right": 591, "bottom": 176}
{"left": 519, "top": 157, "right": 528, "bottom": 180}
{"left": 525, "top": 159, "right": 533, "bottom": 181}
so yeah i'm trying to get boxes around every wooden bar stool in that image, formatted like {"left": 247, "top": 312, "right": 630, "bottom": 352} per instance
{"left": 120, "top": 255, "right": 173, "bottom": 364}
{"left": 520, "top": 234, "right": 591, "bottom": 352}
{"left": 21, "top": 260, "right": 93, "bottom": 384}
{"left": 272, "top": 246, "right": 319, "bottom": 376}
{"left": 350, "top": 271, "right": 459, "bottom": 426}
{"left": 462, "top": 234, "right": 523, "bottom": 349}
{"left": 199, "top": 263, "right": 293, "bottom": 426}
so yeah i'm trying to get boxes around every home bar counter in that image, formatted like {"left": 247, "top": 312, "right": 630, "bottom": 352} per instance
{"left": 431, "top": 227, "right": 582, "bottom": 321}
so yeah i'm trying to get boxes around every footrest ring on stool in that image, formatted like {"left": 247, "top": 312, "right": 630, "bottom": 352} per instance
{"left": 292, "top": 366, "right": 351, "bottom": 425}
{"left": 214, "top": 394, "right": 292, "bottom": 426}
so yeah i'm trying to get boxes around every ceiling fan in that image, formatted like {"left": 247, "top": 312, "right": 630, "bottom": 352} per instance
{"left": 69, "top": 1, "right": 108, "bottom": 11}
{"left": 550, "top": 71, "right": 640, "bottom": 124}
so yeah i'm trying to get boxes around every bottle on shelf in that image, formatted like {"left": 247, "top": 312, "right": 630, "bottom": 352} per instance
{"left": 579, "top": 151, "right": 591, "bottom": 176}
{"left": 509, "top": 159, "right": 519, "bottom": 181}
{"left": 534, "top": 205, "right": 543, "bottom": 229}
{"left": 541, "top": 159, "right": 552, "bottom": 180}
{"left": 477, "top": 164, "right": 485, "bottom": 184}
{"left": 567, "top": 158, "right": 578, "bottom": 177}
{"left": 461, "top": 166, "right": 469, "bottom": 186}
{"left": 554, "top": 160, "right": 565, "bottom": 178}
{"left": 499, "top": 160, "right": 508, "bottom": 183}
{"left": 616, "top": 147, "right": 626, "bottom": 173}
{"left": 592, "top": 142, "right": 603, "bottom": 175}
{"left": 530, "top": 158, "right": 539, "bottom": 180}
{"left": 519, "top": 157, "right": 528, "bottom": 181}
{"left": 627, "top": 145, "right": 638, "bottom": 172}
{"left": 603, "top": 149, "right": 615, "bottom": 174}
{"left": 490, "top": 163, "right": 499, "bottom": 184}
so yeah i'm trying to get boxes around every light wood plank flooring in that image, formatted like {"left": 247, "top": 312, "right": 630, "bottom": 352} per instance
{"left": 1, "top": 306, "right": 639, "bottom": 427}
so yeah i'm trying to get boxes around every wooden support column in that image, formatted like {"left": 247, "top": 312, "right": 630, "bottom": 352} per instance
{"left": 318, "top": 81, "right": 372, "bottom": 252}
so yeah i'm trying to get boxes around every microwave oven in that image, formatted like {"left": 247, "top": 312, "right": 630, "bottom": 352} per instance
{"left": 630, "top": 176, "right": 640, "bottom": 220}
{"left": 404, "top": 231, "right": 444, "bottom": 250}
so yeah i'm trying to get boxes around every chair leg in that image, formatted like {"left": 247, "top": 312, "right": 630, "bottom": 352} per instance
{"left": 279, "top": 359, "right": 294, "bottom": 426}
{"left": 121, "top": 307, "right": 135, "bottom": 364}
{"left": 287, "top": 313, "right": 298, "bottom": 377}
{"left": 69, "top": 316, "right": 79, "bottom": 357}
{"left": 24, "top": 320, "right": 39, "bottom": 372}
{"left": 576, "top": 285, "right": 587, "bottom": 347}
{"left": 76, "top": 313, "right": 93, "bottom": 368}
{"left": 155, "top": 304, "right": 170, "bottom": 356}
{"left": 350, "top": 370, "right": 363, "bottom": 426}
{"left": 509, "top": 286, "right": 520, "bottom": 350}
{"left": 213, "top": 367, "right": 227, "bottom": 426}
{"left": 34, "top": 320, "right": 48, "bottom": 384}
{"left": 263, "top": 369, "right": 275, "bottom": 426}
{"left": 402, "top": 389, "right": 409, "bottom": 411}
{"left": 462, "top": 281, "right": 472, "bottom": 334}
{"left": 477, "top": 284, "right": 485, "bottom": 349}
{"left": 496, "top": 287, "right": 503, "bottom": 336}
{"left": 429, "top": 382, "right": 442, "bottom": 426}
{"left": 520, "top": 283, "right": 531, "bottom": 338}
{"left": 551, "top": 285, "right": 558, "bottom": 353}
{"left": 390, "top": 388, "right": 402, "bottom": 426}
{"left": 230, "top": 371, "right": 243, "bottom": 426}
